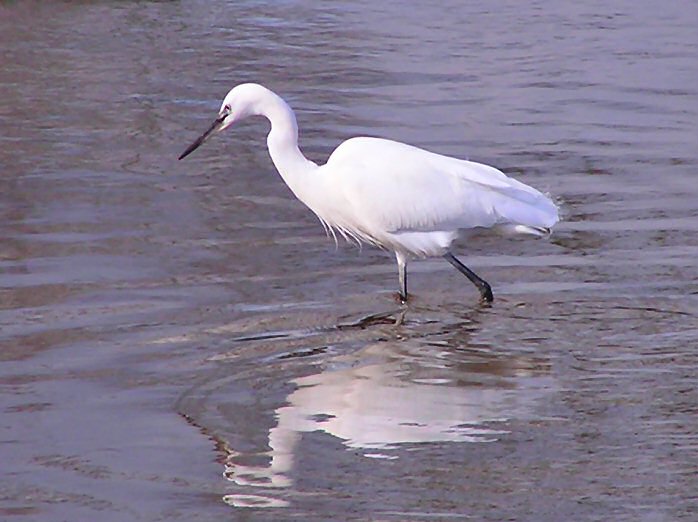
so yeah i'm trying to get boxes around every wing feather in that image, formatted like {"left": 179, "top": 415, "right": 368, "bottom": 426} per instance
{"left": 323, "top": 137, "right": 558, "bottom": 236}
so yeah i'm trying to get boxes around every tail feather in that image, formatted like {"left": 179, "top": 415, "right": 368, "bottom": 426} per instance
{"left": 493, "top": 224, "right": 552, "bottom": 236}
{"left": 486, "top": 185, "right": 559, "bottom": 231}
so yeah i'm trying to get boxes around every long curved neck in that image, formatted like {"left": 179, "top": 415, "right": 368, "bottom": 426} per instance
{"left": 259, "top": 91, "right": 318, "bottom": 203}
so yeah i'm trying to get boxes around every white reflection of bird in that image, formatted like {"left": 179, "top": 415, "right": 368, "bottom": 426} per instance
{"left": 179, "top": 83, "right": 559, "bottom": 302}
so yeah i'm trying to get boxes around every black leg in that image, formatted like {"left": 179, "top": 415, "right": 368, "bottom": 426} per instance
{"left": 398, "top": 264, "right": 407, "bottom": 303}
{"left": 396, "top": 252, "right": 408, "bottom": 303}
{"left": 443, "top": 252, "right": 493, "bottom": 303}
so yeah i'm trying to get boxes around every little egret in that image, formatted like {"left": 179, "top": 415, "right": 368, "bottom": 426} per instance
{"left": 179, "top": 83, "right": 559, "bottom": 303}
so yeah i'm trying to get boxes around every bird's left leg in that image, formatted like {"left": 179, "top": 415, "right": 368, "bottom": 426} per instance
{"left": 396, "top": 252, "right": 408, "bottom": 303}
{"left": 443, "top": 252, "right": 493, "bottom": 303}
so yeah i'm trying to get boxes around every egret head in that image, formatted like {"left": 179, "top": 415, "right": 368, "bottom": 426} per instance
{"left": 178, "top": 83, "right": 266, "bottom": 160}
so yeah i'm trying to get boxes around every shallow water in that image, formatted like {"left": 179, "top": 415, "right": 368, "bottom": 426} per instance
{"left": 1, "top": 1, "right": 697, "bottom": 520}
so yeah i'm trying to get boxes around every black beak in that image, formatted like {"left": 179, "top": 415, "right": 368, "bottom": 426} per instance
{"left": 178, "top": 114, "right": 227, "bottom": 160}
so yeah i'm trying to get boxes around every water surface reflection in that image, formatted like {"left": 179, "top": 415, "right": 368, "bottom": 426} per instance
{"left": 175, "top": 307, "right": 555, "bottom": 509}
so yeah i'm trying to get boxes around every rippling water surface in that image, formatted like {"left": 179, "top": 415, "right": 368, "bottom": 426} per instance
{"left": 1, "top": 1, "right": 697, "bottom": 520}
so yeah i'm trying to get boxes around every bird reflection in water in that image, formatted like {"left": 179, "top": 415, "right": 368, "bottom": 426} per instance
{"left": 223, "top": 319, "right": 552, "bottom": 491}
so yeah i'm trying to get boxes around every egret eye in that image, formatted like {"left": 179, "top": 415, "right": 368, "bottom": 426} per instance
{"left": 223, "top": 104, "right": 231, "bottom": 113}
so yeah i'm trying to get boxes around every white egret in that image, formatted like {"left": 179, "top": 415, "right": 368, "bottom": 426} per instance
{"left": 179, "top": 83, "right": 559, "bottom": 303}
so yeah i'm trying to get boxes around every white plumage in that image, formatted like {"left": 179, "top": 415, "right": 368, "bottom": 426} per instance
{"left": 179, "top": 83, "right": 559, "bottom": 303}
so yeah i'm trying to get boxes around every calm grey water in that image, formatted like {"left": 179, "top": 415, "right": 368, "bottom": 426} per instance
{"left": 2, "top": 1, "right": 697, "bottom": 520}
